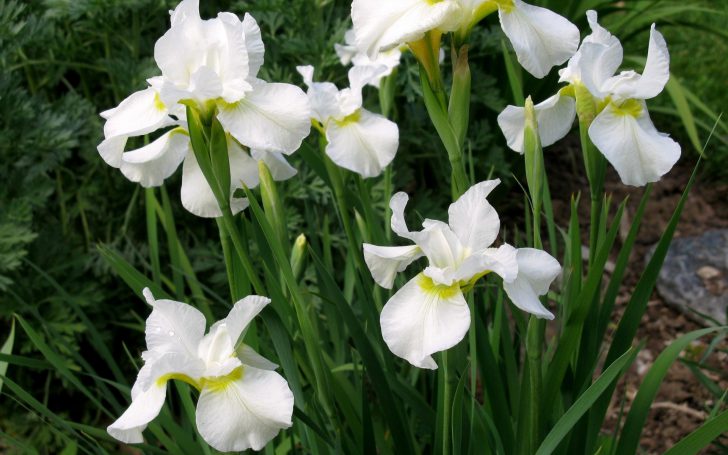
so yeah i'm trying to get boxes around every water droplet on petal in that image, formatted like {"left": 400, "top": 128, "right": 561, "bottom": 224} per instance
{"left": 168, "top": 330, "right": 175, "bottom": 337}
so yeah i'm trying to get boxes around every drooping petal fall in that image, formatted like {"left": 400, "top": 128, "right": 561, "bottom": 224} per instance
{"left": 363, "top": 244, "right": 423, "bottom": 289}
{"left": 502, "top": 248, "right": 560, "bottom": 319}
{"left": 380, "top": 274, "right": 470, "bottom": 369}
{"left": 325, "top": 109, "right": 399, "bottom": 178}
{"left": 195, "top": 367, "right": 294, "bottom": 452}
{"left": 497, "top": 93, "right": 575, "bottom": 153}
{"left": 498, "top": 0, "right": 580, "bottom": 78}
{"left": 351, "top": 0, "right": 461, "bottom": 57}
{"left": 588, "top": 101, "right": 680, "bottom": 186}
{"left": 217, "top": 80, "right": 311, "bottom": 154}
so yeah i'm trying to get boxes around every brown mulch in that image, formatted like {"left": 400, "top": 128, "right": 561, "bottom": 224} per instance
{"left": 546, "top": 142, "right": 728, "bottom": 454}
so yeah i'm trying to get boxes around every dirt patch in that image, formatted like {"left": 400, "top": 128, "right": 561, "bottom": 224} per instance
{"left": 546, "top": 141, "right": 728, "bottom": 454}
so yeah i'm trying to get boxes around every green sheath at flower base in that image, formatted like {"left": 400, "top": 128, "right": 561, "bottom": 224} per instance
{"left": 258, "top": 160, "right": 288, "bottom": 250}
{"left": 523, "top": 96, "right": 545, "bottom": 246}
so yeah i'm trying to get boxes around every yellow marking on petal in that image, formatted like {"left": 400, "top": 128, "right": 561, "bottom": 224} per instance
{"left": 153, "top": 93, "right": 166, "bottom": 112}
{"left": 459, "top": 270, "right": 491, "bottom": 292}
{"left": 473, "top": 1, "right": 499, "bottom": 22}
{"left": 334, "top": 110, "right": 361, "bottom": 127}
{"left": 611, "top": 99, "right": 643, "bottom": 118}
{"left": 417, "top": 274, "right": 460, "bottom": 299}
{"left": 558, "top": 85, "right": 575, "bottom": 99}
{"left": 156, "top": 373, "right": 201, "bottom": 390}
{"left": 200, "top": 367, "right": 244, "bottom": 393}
{"left": 495, "top": 0, "right": 514, "bottom": 13}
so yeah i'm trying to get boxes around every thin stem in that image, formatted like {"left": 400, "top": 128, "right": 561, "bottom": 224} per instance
{"left": 441, "top": 349, "right": 452, "bottom": 455}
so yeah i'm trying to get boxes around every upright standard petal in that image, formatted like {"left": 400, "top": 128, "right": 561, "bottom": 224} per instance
{"left": 325, "top": 109, "right": 399, "bottom": 178}
{"left": 242, "top": 13, "right": 265, "bottom": 78}
{"left": 143, "top": 288, "right": 206, "bottom": 358}
{"left": 502, "top": 248, "right": 560, "bottom": 319}
{"left": 602, "top": 24, "right": 670, "bottom": 100}
{"left": 363, "top": 244, "right": 423, "bottom": 289}
{"left": 390, "top": 192, "right": 416, "bottom": 240}
{"left": 448, "top": 179, "right": 500, "bottom": 251}
{"left": 196, "top": 367, "right": 294, "bottom": 452}
{"left": 498, "top": 0, "right": 579, "bottom": 78}
{"left": 118, "top": 129, "right": 190, "bottom": 188}
{"left": 221, "top": 295, "right": 271, "bottom": 347}
{"left": 380, "top": 274, "right": 470, "bottom": 369}
{"left": 497, "top": 93, "right": 576, "bottom": 153}
{"left": 588, "top": 101, "right": 680, "bottom": 186}
{"left": 217, "top": 80, "right": 311, "bottom": 154}
{"left": 351, "top": 0, "right": 460, "bottom": 57}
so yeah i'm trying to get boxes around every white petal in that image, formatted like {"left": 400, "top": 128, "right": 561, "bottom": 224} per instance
{"left": 499, "top": 0, "right": 580, "bottom": 78}
{"left": 448, "top": 179, "right": 500, "bottom": 250}
{"left": 217, "top": 80, "right": 311, "bottom": 154}
{"left": 119, "top": 130, "right": 190, "bottom": 188}
{"left": 351, "top": 0, "right": 460, "bottom": 57}
{"left": 170, "top": 0, "right": 200, "bottom": 27}
{"left": 334, "top": 29, "right": 359, "bottom": 65}
{"left": 97, "top": 135, "right": 126, "bottom": 168}
{"left": 222, "top": 295, "right": 271, "bottom": 347}
{"left": 236, "top": 344, "right": 278, "bottom": 371}
{"left": 107, "top": 376, "right": 167, "bottom": 443}
{"left": 297, "top": 65, "right": 345, "bottom": 122}
{"left": 108, "top": 352, "right": 204, "bottom": 444}
{"left": 198, "top": 323, "right": 243, "bottom": 377}
{"left": 325, "top": 109, "right": 399, "bottom": 178}
{"left": 390, "top": 192, "right": 416, "bottom": 240}
{"left": 242, "top": 13, "right": 265, "bottom": 78}
{"left": 196, "top": 367, "right": 294, "bottom": 452}
{"left": 588, "top": 102, "right": 681, "bottom": 186}
{"left": 251, "top": 149, "right": 298, "bottom": 181}
{"left": 102, "top": 87, "right": 172, "bottom": 139}
{"left": 154, "top": 12, "right": 207, "bottom": 91}
{"left": 603, "top": 24, "right": 670, "bottom": 100}
{"left": 142, "top": 288, "right": 206, "bottom": 358}
{"left": 497, "top": 93, "right": 576, "bottom": 153}
{"left": 454, "top": 243, "right": 519, "bottom": 283}
{"left": 363, "top": 244, "right": 423, "bottom": 289}
{"left": 380, "top": 274, "right": 470, "bottom": 369}
{"left": 502, "top": 248, "right": 560, "bottom": 319}
{"left": 179, "top": 144, "right": 253, "bottom": 218}
{"left": 413, "top": 221, "right": 465, "bottom": 275}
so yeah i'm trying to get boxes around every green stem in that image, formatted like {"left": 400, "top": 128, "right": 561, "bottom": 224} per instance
{"left": 525, "top": 316, "right": 544, "bottom": 453}
{"left": 441, "top": 349, "right": 452, "bottom": 455}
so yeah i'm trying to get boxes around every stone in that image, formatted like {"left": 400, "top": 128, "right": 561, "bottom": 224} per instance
{"left": 650, "top": 229, "right": 728, "bottom": 325}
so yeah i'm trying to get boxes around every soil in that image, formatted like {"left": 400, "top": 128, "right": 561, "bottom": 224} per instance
{"left": 546, "top": 139, "right": 728, "bottom": 454}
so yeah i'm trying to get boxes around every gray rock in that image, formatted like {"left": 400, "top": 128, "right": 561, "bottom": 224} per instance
{"left": 651, "top": 229, "right": 728, "bottom": 325}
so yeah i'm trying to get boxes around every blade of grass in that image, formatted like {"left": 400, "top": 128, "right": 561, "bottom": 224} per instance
{"left": 615, "top": 327, "right": 727, "bottom": 454}
{"left": 0, "top": 320, "right": 14, "bottom": 395}
{"left": 535, "top": 347, "right": 638, "bottom": 455}
{"left": 664, "top": 409, "right": 728, "bottom": 455}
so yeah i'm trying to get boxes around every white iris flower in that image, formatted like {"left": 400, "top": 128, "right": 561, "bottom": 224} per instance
{"left": 107, "top": 289, "right": 294, "bottom": 452}
{"left": 297, "top": 65, "right": 399, "bottom": 178}
{"left": 363, "top": 180, "right": 561, "bottom": 369}
{"left": 498, "top": 11, "right": 680, "bottom": 186}
{"left": 350, "top": 0, "right": 579, "bottom": 78}
{"left": 335, "top": 29, "right": 403, "bottom": 88}
{"left": 97, "top": 0, "right": 310, "bottom": 217}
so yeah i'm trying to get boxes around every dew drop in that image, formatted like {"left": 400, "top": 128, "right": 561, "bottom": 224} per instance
{"left": 168, "top": 330, "right": 175, "bottom": 337}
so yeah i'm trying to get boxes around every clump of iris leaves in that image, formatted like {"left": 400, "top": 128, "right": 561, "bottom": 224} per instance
{"left": 0, "top": 0, "right": 726, "bottom": 453}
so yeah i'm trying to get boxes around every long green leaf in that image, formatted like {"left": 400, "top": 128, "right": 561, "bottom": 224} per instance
{"left": 0, "top": 319, "right": 14, "bottom": 395}
{"left": 615, "top": 327, "right": 727, "bottom": 454}
{"left": 535, "top": 347, "right": 637, "bottom": 455}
